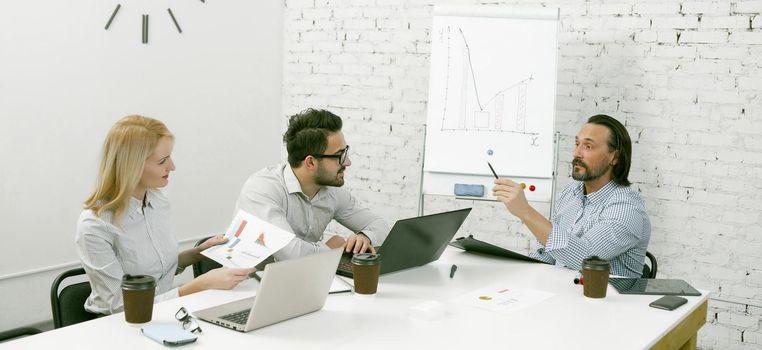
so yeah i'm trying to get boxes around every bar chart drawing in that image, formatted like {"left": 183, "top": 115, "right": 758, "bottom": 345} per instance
{"left": 440, "top": 26, "right": 537, "bottom": 136}
{"left": 225, "top": 219, "right": 248, "bottom": 256}
{"left": 201, "top": 210, "right": 295, "bottom": 268}
{"left": 423, "top": 7, "right": 558, "bottom": 181}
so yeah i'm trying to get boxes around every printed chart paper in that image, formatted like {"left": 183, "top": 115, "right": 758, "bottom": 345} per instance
{"left": 452, "top": 283, "right": 555, "bottom": 314}
{"left": 201, "top": 210, "right": 294, "bottom": 268}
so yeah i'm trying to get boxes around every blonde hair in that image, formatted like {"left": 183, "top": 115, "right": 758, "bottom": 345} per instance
{"left": 84, "top": 115, "right": 173, "bottom": 222}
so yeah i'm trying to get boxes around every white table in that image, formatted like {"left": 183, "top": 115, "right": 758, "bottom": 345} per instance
{"left": 2, "top": 248, "right": 707, "bottom": 349}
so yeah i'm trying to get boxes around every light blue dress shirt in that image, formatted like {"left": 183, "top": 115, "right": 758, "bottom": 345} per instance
{"left": 530, "top": 180, "right": 651, "bottom": 277}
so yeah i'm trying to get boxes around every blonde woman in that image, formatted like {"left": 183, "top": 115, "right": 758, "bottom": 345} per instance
{"left": 76, "top": 115, "right": 256, "bottom": 315}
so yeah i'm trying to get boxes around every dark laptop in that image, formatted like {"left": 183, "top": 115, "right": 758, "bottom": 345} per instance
{"left": 337, "top": 208, "right": 472, "bottom": 278}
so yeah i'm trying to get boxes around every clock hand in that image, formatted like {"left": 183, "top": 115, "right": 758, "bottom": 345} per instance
{"left": 105, "top": 4, "right": 121, "bottom": 30}
{"left": 168, "top": 8, "right": 183, "bottom": 33}
{"left": 142, "top": 14, "right": 149, "bottom": 44}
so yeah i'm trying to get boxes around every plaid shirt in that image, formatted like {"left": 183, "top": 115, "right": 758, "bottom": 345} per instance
{"left": 530, "top": 180, "right": 651, "bottom": 277}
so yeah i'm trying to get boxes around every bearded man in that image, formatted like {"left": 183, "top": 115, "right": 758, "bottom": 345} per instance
{"left": 492, "top": 114, "right": 651, "bottom": 277}
{"left": 235, "top": 108, "right": 389, "bottom": 260}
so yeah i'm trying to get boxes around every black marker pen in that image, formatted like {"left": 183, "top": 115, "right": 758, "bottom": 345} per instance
{"left": 487, "top": 162, "right": 499, "bottom": 179}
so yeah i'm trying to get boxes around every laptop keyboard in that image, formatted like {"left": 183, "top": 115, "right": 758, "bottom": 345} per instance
{"left": 220, "top": 309, "right": 250, "bottom": 325}
{"left": 337, "top": 249, "right": 381, "bottom": 275}
{"left": 337, "top": 253, "right": 353, "bottom": 274}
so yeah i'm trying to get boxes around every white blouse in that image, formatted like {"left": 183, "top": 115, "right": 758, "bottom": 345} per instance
{"left": 75, "top": 190, "right": 180, "bottom": 314}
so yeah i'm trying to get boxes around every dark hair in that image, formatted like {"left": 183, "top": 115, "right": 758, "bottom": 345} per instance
{"left": 283, "top": 108, "right": 343, "bottom": 167}
{"left": 587, "top": 114, "right": 632, "bottom": 186}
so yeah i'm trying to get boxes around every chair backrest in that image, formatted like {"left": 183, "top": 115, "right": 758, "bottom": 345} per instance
{"left": 0, "top": 327, "right": 41, "bottom": 342}
{"left": 641, "top": 251, "right": 658, "bottom": 279}
{"left": 192, "top": 236, "right": 222, "bottom": 278}
{"left": 50, "top": 267, "right": 99, "bottom": 328}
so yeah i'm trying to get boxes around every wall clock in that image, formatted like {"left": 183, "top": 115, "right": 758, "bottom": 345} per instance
{"left": 104, "top": 1, "right": 205, "bottom": 44}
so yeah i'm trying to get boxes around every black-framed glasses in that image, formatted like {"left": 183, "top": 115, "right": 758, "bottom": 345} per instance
{"left": 175, "top": 307, "right": 202, "bottom": 334}
{"left": 312, "top": 145, "right": 350, "bottom": 165}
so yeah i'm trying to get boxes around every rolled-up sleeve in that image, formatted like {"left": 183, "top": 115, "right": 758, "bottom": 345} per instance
{"left": 544, "top": 197, "right": 644, "bottom": 271}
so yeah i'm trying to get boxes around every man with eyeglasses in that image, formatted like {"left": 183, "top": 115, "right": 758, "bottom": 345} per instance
{"left": 234, "top": 108, "right": 389, "bottom": 260}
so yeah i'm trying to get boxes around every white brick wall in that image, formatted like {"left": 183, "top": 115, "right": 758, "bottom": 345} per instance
{"left": 282, "top": 1, "right": 762, "bottom": 348}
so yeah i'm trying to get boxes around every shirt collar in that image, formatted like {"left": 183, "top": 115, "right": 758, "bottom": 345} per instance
{"left": 128, "top": 191, "right": 154, "bottom": 217}
{"left": 283, "top": 164, "right": 305, "bottom": 195}
{"left": 573, "top": 180, "right": 618, "bottom": 204}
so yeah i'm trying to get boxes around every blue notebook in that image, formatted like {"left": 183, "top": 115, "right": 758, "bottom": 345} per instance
{"left": 142, "top": 323, "right": 197, "bottom": 346}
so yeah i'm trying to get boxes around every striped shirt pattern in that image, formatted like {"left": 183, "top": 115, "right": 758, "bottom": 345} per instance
{"left": 76, "top": 190, "right": 180, "bottom": 314}
{"left": 529, "top": 180, "right": 651, "bottom": 277}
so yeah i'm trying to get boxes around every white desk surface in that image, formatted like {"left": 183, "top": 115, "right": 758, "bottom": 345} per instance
{"left": 2, "top": 248, "right": 708, "bottom": 349}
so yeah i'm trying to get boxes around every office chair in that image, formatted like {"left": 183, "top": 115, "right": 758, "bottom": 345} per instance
{"left": 0, "top": 327, "right": 41, "bottom": 342}
{"left": 641, "top": 251, "right": 658, "bottom": 279}
{"left": 50, "top": 267, "right": 100, "bottom": 328}
{"left": 192, "top": 236, "right": 222, "bottom": 278}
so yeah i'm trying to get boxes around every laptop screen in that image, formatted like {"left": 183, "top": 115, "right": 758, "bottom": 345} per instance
{"left": 376, "top": 208, "right": 471, "bottom": 274}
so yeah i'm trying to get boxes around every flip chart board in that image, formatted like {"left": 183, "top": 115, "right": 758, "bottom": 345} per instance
{"left": 423, "top": 6, "right": 559, "bottom": 201}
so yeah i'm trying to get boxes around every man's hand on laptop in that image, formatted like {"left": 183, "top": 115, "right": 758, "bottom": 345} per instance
{"left": 346, "top": 233, "right": 376, "bottom": 254}
{"left": 325, "top": 234, "right": 347, "bottom": 250}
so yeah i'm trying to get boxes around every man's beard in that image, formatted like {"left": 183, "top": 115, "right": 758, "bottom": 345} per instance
{"left": 315, "top": 163, "right": 345, "bottom": 187}
{"left": 571, "top": 158, "right": 611, "bottom": 182}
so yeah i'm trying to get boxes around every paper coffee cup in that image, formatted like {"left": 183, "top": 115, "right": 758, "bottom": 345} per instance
{"left": 121, "top": 274, "right": 156, "bottom": 325}
{"left": 581, "top": 256, "right": 610, "bottom": 299}
{"left": 351, "top": 253, "right": 381, "bottom": 295}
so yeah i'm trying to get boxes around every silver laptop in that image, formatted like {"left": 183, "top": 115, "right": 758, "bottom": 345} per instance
{"left": 193, "top": 248, "right": 342, "bottom": 332}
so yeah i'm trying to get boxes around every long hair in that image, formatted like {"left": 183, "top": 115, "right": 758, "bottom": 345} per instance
{"left": 84, "top": 115, "right": 173, "bottom": 221}
{"left": 587, "top": 114, "right": 632, "bottom": 186}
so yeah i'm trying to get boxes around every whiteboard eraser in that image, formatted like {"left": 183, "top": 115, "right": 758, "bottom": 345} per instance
{"left": 454, "top": 184, "right": 484, "bottom": 197}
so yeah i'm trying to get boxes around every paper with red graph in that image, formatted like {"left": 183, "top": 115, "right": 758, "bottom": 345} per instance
{"left": 201, "top": 210, "right": 295, "bottom": 268}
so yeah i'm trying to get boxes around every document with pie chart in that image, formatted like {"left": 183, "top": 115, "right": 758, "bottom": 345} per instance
{"left": 201, "top": 210, "right": 295, "bottom": 268}
{"left": 452, "top": 283, "right": 555, "bottom": 314}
